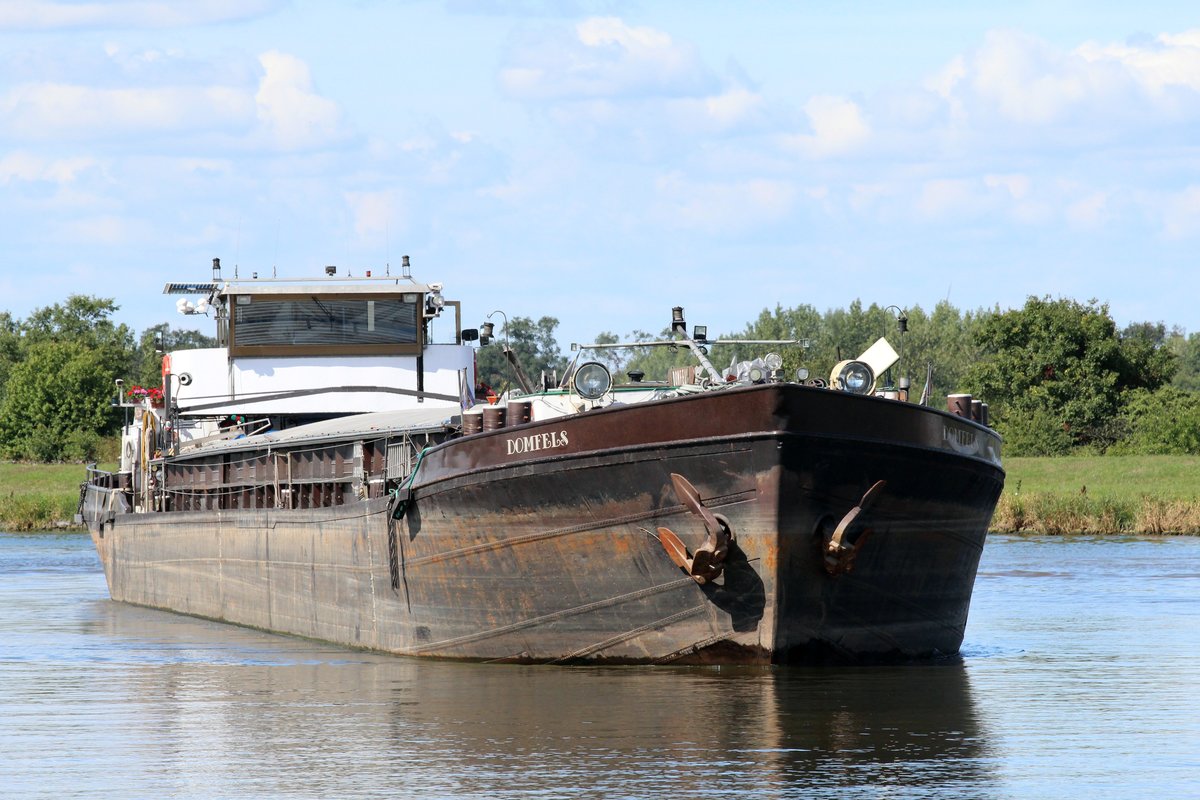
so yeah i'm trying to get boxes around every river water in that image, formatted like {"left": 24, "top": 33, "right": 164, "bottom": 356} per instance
{"left": 1, "top": 533, "right": 1196, "bottom": 799}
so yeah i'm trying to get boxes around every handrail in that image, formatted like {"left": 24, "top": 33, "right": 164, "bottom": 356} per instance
{"left": 85, "top": 462, "right": 114, "bottom": 480}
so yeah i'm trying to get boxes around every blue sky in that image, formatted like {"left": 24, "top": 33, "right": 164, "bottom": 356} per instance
{"left": 3, "top": 1, "right": 1199, "bottom": 350}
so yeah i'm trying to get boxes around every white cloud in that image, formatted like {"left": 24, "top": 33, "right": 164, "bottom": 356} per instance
{"left": 0, "top": 151, "right": 97, "bottom": 184}
{"left": 0, "top": 82, "right": 254, "bottom": 140}
{"left": 971, "top": 30, "right": 1134, "bottom": 125}
{"left": 478, "top": 151, "right": 572, "bottom": 203}
{"left": 576, "top": 16, "right": 670, "bottom": 51}
{"left": 499, "top": 16, "right": 714, "bottom": 101}
{"left": 0, "top": 48, "right": 345, "bottom": 151}
{"left": 0, "top": 0, "right": 281, "bottom": 31}
{"left": 935, "top": 28, "right": 1200, "bottom": 132}
{"left": 495, "top": 16, "right": 770, "bottom": 163}
{"left": 254, "top": 51, "right": 347, "bottom": 151}
{"left": 497, "top": 67, "right": 544, "bottom": 97}
{"left": 1065, "top": 191, "right": 1110, "bottom": 229}
{"left": 697, "top": 86, "right": 764, "bottom": 127}
{"left": 842, "top": 174, "right": 1067, "bottom": 226}
{"left": 176, "top": 158, "right": 234, "bottom": 177}
{"left": 652, "top": 172, "right": 794, "bottom": 234}
{"left": 926, "top": 55, "right": 967, "bottom": 101}
{"left": 58, "top": 214, "right": 149, "bottom": 245}
{"left": 984, "top": 173, "right": 1030, "bottom": 200}
{"left": 1078, "top": 29, "right": 1200, "bottom": 95}
{"left": 834, "top": 173, "right": 1118, "bottom": 229}
{"left": 916, "top": 179, "right": 978, "bottom": 220}
{"left": 641, "top": 85, "right": 768, "bottom": 138}
{"left": 755, "top": 26, "right": 1200, "bottom": 176}
{"left": 782, "top": 95, "right": 870, "bottom": 158}
{"left": 345, "top": 190, "right": 403, "bottom": 240}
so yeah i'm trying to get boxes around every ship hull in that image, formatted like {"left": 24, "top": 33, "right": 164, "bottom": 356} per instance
{"left": 87, "top": 384, "right": 1003, "bottom": 664}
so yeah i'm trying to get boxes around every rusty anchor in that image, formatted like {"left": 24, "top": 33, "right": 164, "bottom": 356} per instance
{"left": 656, "top": 473, "right": 733, "bottom": 584}
{"left": 823, "top": 480, "right": 886, "bottom": 575}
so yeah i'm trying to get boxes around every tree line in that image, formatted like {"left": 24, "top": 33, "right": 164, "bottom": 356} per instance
{"left": 0, "top": 297, "right": 213, "bottom": 461}
{"left": 2, "top": 294, "right": 1198, "bottom": 461}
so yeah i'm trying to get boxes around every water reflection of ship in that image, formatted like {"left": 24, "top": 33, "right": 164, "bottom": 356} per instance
{"left": 91, "top": 602, "right": 997, "bottom": 797}
{"left": 380, "top": 663, "right": 999, "bottom": 797}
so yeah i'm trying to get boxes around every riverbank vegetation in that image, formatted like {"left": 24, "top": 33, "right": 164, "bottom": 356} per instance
{"left": 0, "top": 462, "right": 92, "bottom": 531}
{"left": 993, "top": 456, "right": 1200, "bottom": 535}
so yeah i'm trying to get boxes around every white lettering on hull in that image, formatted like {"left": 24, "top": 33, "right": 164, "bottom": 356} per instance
{"left": 942, "top": 423, "right": 979, "bottom": 455}
{"left": 505, "top": 430, "right": 570, "bottom": 456}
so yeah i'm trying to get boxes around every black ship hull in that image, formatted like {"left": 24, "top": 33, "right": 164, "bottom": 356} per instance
{"left": 85, "top": 384, "right": 1003, "bottom": 664}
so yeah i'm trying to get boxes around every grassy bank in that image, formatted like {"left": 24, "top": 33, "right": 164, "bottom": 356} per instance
{"left": 0, "top": 462, "right": 90, "bottom": 532}
{"left": 994, "top": 455, "right": 1200, "bottom": 535}
{"left": 4, "top": 455, "right": 1200, "bottom": 534}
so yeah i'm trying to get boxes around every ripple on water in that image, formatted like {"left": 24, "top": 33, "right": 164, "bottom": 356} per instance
{"left": 1, "top": 532, "right": 1198, "bottom": 799}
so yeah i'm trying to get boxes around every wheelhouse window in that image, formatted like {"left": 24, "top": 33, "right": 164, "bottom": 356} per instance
{"left": 229, "top": 294, "right": 421, "bottom": 356}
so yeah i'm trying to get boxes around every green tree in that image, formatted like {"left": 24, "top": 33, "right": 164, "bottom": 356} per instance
{"left": 734, "top": 300, "right": 983, "bottom": 399}
{"left": 900, "top": 301, "right": 988, "bottom": 403}
{"left": 821, "top": 300, "right": 901, "bottom": 371}
{"left": 0, "top": 340, "right": 123, "bottom": 461}
{"left": 577, "top": 327, "right": 740, "bottom": 385}
{"left": 619, "top": 328, "right": 709, "bottom": 383}
{"left": 964, "top": 297, "right": 1174, "bottom": 454}
{"left": 1117, "top": 321, "right": 1177, "bottom": 391}
{"left": 1167, "top": 330, "right": 1200, "bottom": 391}
{"left": 476, "top": 316, "right": 569, "bottom": 394}
{"left": 735, "top": 304, "right": 824, "bottom": 377}
{"left": 0, "top": 295, "right": 138, "bottom": 460}
{"left": 21, "top": 295, "right": 133, "bottom": 353}
{"left": 585, "top": 331, "right": 633, "bottom": 377}
{"left": 1108, "top": 386, "right": 1200, "bottom": 455}
{"left": 0, "top": 311, "right": 21, "bottom": 406}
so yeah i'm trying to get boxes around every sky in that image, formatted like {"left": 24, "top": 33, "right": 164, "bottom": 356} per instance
{"left": 2, "top": 1, "right": 1200, "bottom": 351}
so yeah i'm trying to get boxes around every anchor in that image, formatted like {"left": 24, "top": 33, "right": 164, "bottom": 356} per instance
{"left": 823, "top": 480, "right": 886, "bottom": 575}
{"left": 656, "top": 473, "right": 733, "bottom": 584}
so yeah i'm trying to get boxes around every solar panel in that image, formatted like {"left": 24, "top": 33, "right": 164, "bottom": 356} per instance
{"left": 163, "top": 282, "right": 219, "bottom": 295}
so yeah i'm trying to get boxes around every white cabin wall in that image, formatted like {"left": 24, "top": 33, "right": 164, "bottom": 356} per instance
{"left": 166, "top": 344, "right": 475, "bottom": 416}
{"left": 168, "top": 348, "right": 229, "bottom": 405}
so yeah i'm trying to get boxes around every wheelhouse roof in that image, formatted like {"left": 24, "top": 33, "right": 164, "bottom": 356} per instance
{"left": 165, "top": 278, "right": 435, "bottom": 296}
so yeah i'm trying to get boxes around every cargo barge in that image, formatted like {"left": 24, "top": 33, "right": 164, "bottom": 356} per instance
{"left": 81, "top": 258, "right": 1003, "bottom": 664}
